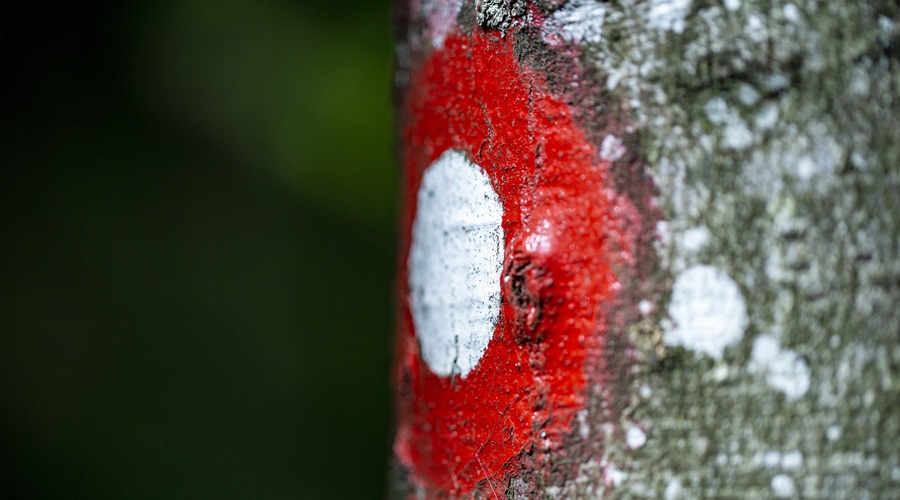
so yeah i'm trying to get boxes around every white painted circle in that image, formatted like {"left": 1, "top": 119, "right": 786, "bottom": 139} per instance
{"left": 408, "top": 150, "right": 503, "bottom": 378}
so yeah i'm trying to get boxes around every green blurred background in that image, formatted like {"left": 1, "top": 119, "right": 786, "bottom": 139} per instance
{"left": 2, "top": 1, "right": 396, "bottom": 498}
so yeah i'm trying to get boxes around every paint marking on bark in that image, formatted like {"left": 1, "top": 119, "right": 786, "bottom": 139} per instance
{"left": 408, "top": 149, "right": 503, "bottom": 378}
{"left": 394, "top": 29, "right": 643, "bottom": 495}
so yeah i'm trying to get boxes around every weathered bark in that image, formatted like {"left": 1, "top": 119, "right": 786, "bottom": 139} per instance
{"left": 391, "top": 0, "right": 900, "bottom": 497}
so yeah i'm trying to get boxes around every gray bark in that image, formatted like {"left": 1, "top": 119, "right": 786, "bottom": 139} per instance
{"left": 392, "top": 0, "right": 900, "bottom": 497}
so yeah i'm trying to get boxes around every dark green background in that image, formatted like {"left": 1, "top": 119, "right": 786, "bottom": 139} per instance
{"left": 2, "top": 1, "right": 396, "bottom": 498}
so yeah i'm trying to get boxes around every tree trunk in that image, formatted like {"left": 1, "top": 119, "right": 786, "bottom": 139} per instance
{"left": 390, "top": 0, "right": 900, "bottom": 497}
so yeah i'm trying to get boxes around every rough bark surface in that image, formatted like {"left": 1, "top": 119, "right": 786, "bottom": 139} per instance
{"left": 392, "top": 0, "right": 900, "bottom": 497}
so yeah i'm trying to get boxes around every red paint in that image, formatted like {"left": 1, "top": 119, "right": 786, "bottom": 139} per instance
{"left": 395, "top": 30, "right": 638, "bottom": 495}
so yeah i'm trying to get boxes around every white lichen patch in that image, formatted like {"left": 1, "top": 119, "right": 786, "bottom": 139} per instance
{"left": 771, "top": 474, "right": 796, "bottom": 498}
{"left": 737, "top": 83, "right": 760, "bottom": 106}
{"left": 626, "top": 426, "right": 648, "bottom": 449}
{"left": 749, "top": 334, "right": 811, "bottom": 401}
{"left": 664, "top": 477, "right": 683, "bottom": 500}
{"left": 782, "top": 3, "right": 801, "bottom": 23}
{"left": 422, "top": 0, "right": 464, "bottom": 49}
{"left": 752, "top": 449, "right": 804, "bottom": 470}
{"left": 602, "top": 463, "right": 626, "bottom": 486}
{"left": 665, "top": 265, "right": 748, "bottom": 359}
{"left": 667, "top": 225, "right": 711, "bottom": 271}
{"left": 723, "top": 118, "right": 753, "bottom": 149}
{"left": 723, "top": 0, "right": 741, "bottom": 12}
{"left": 739, "top": 118, "right": 845, "bottom": 197}
{"left": 680, "top": 226, "right": 710, "bottom": 253}
{"left": 704, "top": 97, "right": 754, "bottom": 149}
{"left": 599, "top": 134, "right": 627, "bottom": 162}
{"left": 541, "top": 0, "right": 607, "bottom": 45}
{"left": 638, "top": 299, "right": 654, "bottom": 316}
{"left": 753, "top": 102, "right": 780, "bottom": 130}
{"left": 782, "top": 450, "right": 804, "bottom": 470}
{"left": 577, "top": 409, "right": 591, "bottom": 439}
{"left": 538, "top": 0, "right": 900, "bottom": 496}
{"left": 476, "top": 0, "right": 526, "bottom": 31}
{"left": 408, "top": 150, "right": 503, "bottom": 378}
{"left": 646, "top": 0, "right": 693, "bottom": 34}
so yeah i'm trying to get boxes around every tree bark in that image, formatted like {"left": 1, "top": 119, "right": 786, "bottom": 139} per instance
{"left": 391, "top": 0, "right": 900, "bottom": 497}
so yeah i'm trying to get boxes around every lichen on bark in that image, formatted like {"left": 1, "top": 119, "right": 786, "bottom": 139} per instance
{"left": 391, "top": 0, "right": 900, "bottom": 497}
{"left": 572, "top": 0, "right": 900, "bottom": 497}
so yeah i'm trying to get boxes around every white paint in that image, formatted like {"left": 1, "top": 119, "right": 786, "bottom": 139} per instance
{"left": 626, "top": 426, "right": 647, "bottom": 449}
{"left": 749, "top": 334, "right": 811, "bottom": 401}
{"left": 408, "top": 150, "right": 503, "bottom": 378}
{"left": 647, "top": 0, "right": 693, "bottom": 34}
{"left": 771, "top": 474, "right": 796, "bottom": 498}
{"left": 665, "top": 265, "right": 748, "bottom": 359}
{"left": 423, "top": 0, "right": 464, "bottom": 49}
{"left": 542, "top": 0, "right": 607, "bottom": 45}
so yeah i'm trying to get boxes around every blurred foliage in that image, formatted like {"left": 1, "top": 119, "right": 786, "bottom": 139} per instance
{"left": 132, "top": 0, "right": 397, "bottom": 226}
{"left": 2, "top": 1, "right": 396, "bottom": 498}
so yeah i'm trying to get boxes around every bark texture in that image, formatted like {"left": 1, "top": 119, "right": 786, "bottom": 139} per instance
{"left": 392, "top": 0, "right": 900, "bottom": 497}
